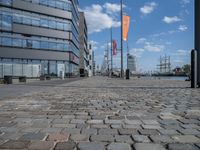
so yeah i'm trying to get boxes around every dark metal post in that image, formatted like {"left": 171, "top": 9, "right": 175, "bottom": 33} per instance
{"left": 191, "top": 49, "right": 197, "bottom": 88}
{"left": 121, "top": 0, "right": 124, "bottom": 78}
{"left": 110, "top": 27, "right": 113, "bottom": 77}
{"left": 195, "top": 0, "right": 200, "bottom": 87}
{"left": 126, "top": 42, "right": 130, "bottom": 79}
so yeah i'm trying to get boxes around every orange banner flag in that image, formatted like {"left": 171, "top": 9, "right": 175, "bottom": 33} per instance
{"left": 123, "top": 15, "right": 130, "bottom": 41}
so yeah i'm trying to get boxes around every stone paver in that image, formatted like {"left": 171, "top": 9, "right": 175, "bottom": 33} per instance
{"left": 132, "top": 135, "right": 151, "bottom": 143}
{"left": 107, "top": 143, "right": 131, "bottom": 150}
{"left": 0, "top": 77, "right": 198, "bottom": 150}
{"left": 70, "top": 134, "right": 89, "bottom": 142}
{"left": 134, "top": 143, "right": 166, "bottom": 150}
{"left": 28, "top": 141, "right": 54, "bottom": 150}
{"left": 172, "top": 135, "right": 200, "bottom": 143}
{"left": 46, "top": 133, "right": 69, "bottom": 142}
{"left": 90, "top": 135, "right": 115, "bottom": 142}
{"left": 115, "top": 135, "right": 133, "bottom": 143}
{"left": 54, "top": 141, "right": 76, "bottom": 150}
{"left": 0, "top": 140, "right": 30, "bottom": 149}
{"left": 150, "top": 135, "right": 174, "bottom": 143}
{"left": 168, "top": 144, "right": 199, "bottom": 150}
{"left": 78, "top": 142, "right": 105, "bottom": 150}
{"left": 19, "top": 132, "right": 46, "bottom": 141}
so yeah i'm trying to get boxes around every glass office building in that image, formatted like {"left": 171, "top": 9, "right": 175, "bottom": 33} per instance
{"left": 0, "top": 0, "right": 80, "bottom": 78}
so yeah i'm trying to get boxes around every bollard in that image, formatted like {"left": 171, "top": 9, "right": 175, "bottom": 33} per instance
{"left": 126, "top": 69, "right": 130, "bottom": 80}
{"left": 191, "top": 49, "right": 197, "bottom": 88}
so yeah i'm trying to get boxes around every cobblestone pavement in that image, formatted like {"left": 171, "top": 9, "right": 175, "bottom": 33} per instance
{"left": 0, "top": 77, "right": 199, "bottom": 150}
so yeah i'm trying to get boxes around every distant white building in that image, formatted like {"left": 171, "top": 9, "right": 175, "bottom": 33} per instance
{"left": 128, "top": 54, "right": 136, "bottom": 73}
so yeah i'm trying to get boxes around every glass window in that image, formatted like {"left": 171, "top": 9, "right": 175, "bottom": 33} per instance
{"left": 32, "top": 0, "right": 39, "bottom": 4}
{"left": 22, "top": 39, "right": 27, "bottom": 48}
{"left": 0, "top": 14, "right": 2, "bottom": 30}
{"left": 23, "top": 17, "right": 31, "bottom": 25}
{"left": 40, "top": 19, "right": 48, "bottom": 28}
{"left": 56, "top": 22, "right": 64, "bottom": 30}
{"left": 48, "top": 0, "right": 55, "bottom": 7}
{"left": 57, "top": 43, "right": 64, "bottom": 51}
{"left": 40, "top": 41, "right": 48, "bottom": 49}
{"left": 27, "top": 40, "right": 32, "bottom": 48}
{"left": 32, "top": 18, "right": 40, "bottom": 26}
{"left": 56, "top": 1, "right": 63, "bottom": 9}
{"left": 64, "top": 3, "right": 70, "bottom": 11}
{"left": 64, "top": 44, "right": 68, "bottom": 51}
{"left": 12, "top": 38, "right": 22, "bottom": 47}
{"left": 49, "top": 42, "right": 57, "bottom": 50}
{"left": 64, "top": 23, "right": 69, "bottom": 31}
{"left": 32, "top": 40, "right": 40, "bottom": 49}
{"left": 0, "top": 0, "right": 12, "bottom": 5}
{"left": 13, "top": 14, "right": 22, "bottom": 23}
{"left": 2, "top": 37, "right": 12, "bottom": 46}
{"left": 49, "top": 61, "right": 57, "bottom": 75}
{"left": 39, "top": 0, "right": 47, "bottom": 5}
{"left": 2, "top": 14, "right": 12, "bottom": 30}
{"left": 0, "top": 37, "right": 1, "bottom": 45}
{"left": 49, "top": 20, "right": 56, "bottom": 29}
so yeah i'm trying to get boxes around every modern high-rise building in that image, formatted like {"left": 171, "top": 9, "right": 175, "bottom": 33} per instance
{"left": 79, "top": 12, "right": 89, "bottom": 77}
{"left": 0, "top": 0, "right": 80, "bottom": 78}
{"left": 128, "top": 54, "right": 136, "bottom": 73}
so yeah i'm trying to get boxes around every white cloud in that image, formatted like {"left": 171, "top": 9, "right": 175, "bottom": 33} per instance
{"left": 163, "top": 16, "right": 182, "bottom": 24}
{"left": 181, "top": 0, "right": 191, "bottom": 4}
{"left": 82, "top": 4, "right": 121, "bottom": 34}
{"left": 176, "top": 49, "right": 190, "bottom": 56}
{"left": 103, "top": 3, "right": 122, "bottom": 15}
{"left": 135, "top": 38, "right": 165, "bottom": 52}
{"left": 130, "top": 48, "right": 145, "bottom": 58}
{"left": 136, "top": 38, "right": 147, "bottom": 44}
{"left": 178, "top": 25, "right": 188, "bottom": 31}
{"left": 144, "top": 42, "right": 165, "bottom": 52}
{"left": 180, "top": 0, "right": 191, "bottom": 7}
{"left": 140, "top": 2, "right": 157, "bottom": 15}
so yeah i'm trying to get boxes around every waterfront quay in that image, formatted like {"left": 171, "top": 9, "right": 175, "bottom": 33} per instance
{"left": 0, "top": 77, "right": 199, "bottom": 150}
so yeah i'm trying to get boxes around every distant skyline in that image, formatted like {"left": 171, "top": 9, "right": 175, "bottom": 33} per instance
{"left": 79, "top": 0, "right": 194, "bottom": 72}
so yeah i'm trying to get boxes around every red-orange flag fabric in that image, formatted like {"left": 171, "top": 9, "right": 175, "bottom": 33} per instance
{"left": 123, "top": 15, "right": 130, "bottom": 41}
{"left": 112, "top": 40, "right": 117, "bottom": 55}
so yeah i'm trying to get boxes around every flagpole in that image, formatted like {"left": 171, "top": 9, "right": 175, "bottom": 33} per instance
{"left": 127, "top": 42, "right": 129, "bottom": 70}
{"left": 110, "top": 27, "right": 113, "bottom": 77}
{"left": 121, "top": 0, "right": 124, "bottom": 78}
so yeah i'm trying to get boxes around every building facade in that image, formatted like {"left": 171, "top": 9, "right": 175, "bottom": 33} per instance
{"left": 128, "top": 54, "right": 136, "bottom": 73}
{"left": 0, "top": 0, "right": 80, "bottom": 78}
{"left": 79, "top": 12, "right": 89, "bottom": 77}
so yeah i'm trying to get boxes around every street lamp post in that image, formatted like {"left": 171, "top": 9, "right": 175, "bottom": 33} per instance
{"left": 195, "top": 0, "right": 200, "bottom": 87}
{"left": 121, "top": 0, "right": 124, "bottom": 78}
{"left": 110, "top": 27, "right": 113, "bottom": 77}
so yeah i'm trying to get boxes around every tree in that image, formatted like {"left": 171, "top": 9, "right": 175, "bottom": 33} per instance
{"left": 182, "top": 64, "right": 191, "bottom": 75}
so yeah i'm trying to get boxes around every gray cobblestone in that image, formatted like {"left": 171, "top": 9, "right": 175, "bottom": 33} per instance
{"left": 150, "top": 135, "right": 174, "bottom": 143}
{"left": 0, "top": 76, "right": 199, "bottom": 149}
{"left": 134, "top": 143, "right": 166, "bottom": 150}
{"left": 107, "top": 143, "right": 131, "bottom": 150}
{"left": 54, "top": 141, "right": 76, "bottom": 150}
{"left": 78, "top": 142, "right": 105, "bottom": 150}
{"left": 115, "top": 135, "right": 133, "bottom": 143}
{"left": 132, "top": 135, "right": 150, "bottom": 143}
{"left": 98, "top": 129, "right": 118, "bottom": 135}
{"left": 168, "top": 144, "right": 199, "bottom": 150}
{"left": 90, "top": 135, "right": 115, "bottom": 142}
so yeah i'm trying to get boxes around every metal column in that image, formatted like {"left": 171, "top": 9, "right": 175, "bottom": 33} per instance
{"left": 191, "top": 50, "right": 197, "bottom": 88}
{"left": 195, "top": 0, "right": 200, "bottom": 86}
{"left": 120, "top": 0, "right": 124, "bottom": 78}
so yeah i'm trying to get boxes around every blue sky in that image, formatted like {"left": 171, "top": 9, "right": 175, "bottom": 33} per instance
{"left": 79, "top": 0, "right": 194, "bottom": 72}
